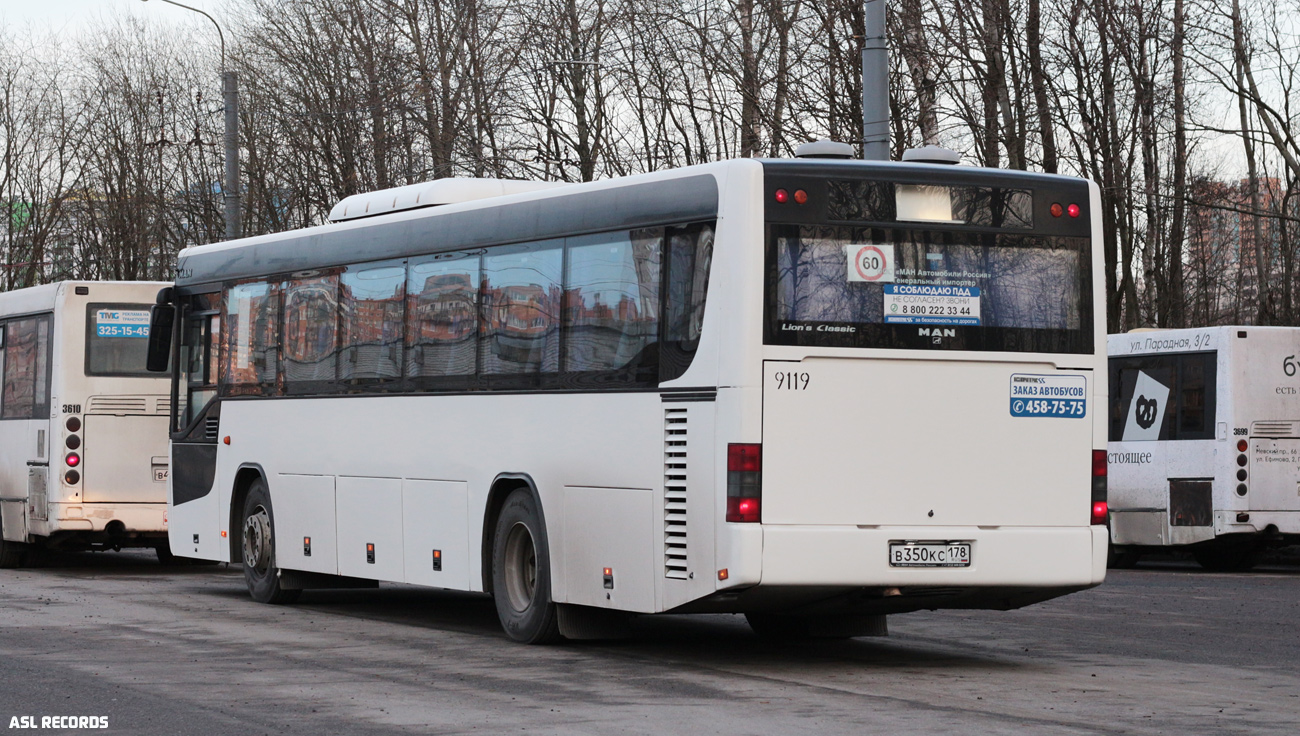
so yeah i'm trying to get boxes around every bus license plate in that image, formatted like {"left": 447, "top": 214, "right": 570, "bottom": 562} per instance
{"left": 153, "top": 466, "right": 168, "bottom": 483}
{"left": 889, "top": 542, "right": 971, "bottom": 567}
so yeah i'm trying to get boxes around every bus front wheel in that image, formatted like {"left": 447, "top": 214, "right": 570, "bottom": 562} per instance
{"left": 491, "top": 489, "right": 560, "bottom": 644}
{"left": 240, "top": 479, "right": 301, "bottom": 604}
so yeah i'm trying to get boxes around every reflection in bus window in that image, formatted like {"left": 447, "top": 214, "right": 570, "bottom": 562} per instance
{"left": 480, "top": 243, "right": 562, "bottom": 376}
{"left": 407, "top": 254, "right": 480, "bottom": 379}
{"left": 2, "top": 316, "right": 51, "bottom": 419}
{"left": 564, "top": 230, "right": 661, "bottom": 373}
{"left": 283, "top": 273, "right": 340, "bottom": 390}
{"left": 223, "top": 281, "right": 280, "bottom": 396}
{"left": 341, "top": 262, "right": 405, "bottom": 385}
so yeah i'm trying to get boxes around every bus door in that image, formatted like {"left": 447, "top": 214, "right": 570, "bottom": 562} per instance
{"left": 0, "top": 315, "right": 54, "bottom": 536}
{"left": 167, "top": 294, "right": 222, "bottom": 557}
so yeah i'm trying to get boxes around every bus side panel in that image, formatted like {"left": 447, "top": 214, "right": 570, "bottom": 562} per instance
{"left": 403, "top": 480, "right": 469, "bottom": 590}
{"left": 337, "top": 476, "right": 405, "bottom": 583}
{"left": 562, "top": 486, "right": 655, "bottom": 612}
{"left": 275, "top": 473, "right": 338, "bottom": 576}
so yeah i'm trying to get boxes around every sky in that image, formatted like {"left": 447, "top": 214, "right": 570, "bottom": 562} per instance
{"left": 0, "top": 0, "right": 223, "bottom": 34}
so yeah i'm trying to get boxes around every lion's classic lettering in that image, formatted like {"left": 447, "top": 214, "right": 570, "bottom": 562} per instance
{"left": 779, "top": 322, "right": 857, "bottom": 333}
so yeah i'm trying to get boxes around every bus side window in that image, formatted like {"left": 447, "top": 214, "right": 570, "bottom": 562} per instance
{"left": 282, "top": 272, "right": 340, "bottom": 394}
{"left": 1, "top": 316, "right": 51, "bottom": 420}
{"left": 340, "top": 261, "right": 405, "bottom": 386}
{"left": 563, "top": 229, "right": 661, "bottom": 378}
{"left": 479, "top": 242, "right": 563, "bottom": 378}
{"left": 223, "top": 281, "right": 281, "bottom": 397}
{"left": 179, "top": 295, "right": 220, "bottom": 428}
{"left": 1176, "top": 353, "right": 1216, "bottom": 439}
{"left": 407, "top": 252, "right": 481, "bottom": 384}
{"left": 661, "top": 222, "right": 714, "bottom": 382}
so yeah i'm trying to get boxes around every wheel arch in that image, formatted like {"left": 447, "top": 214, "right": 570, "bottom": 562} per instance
{"left": 480, "top": 473, "right": 547, "bottom": 594}
{"left": 228, "top": 463, "right": 268, "bottom": 563}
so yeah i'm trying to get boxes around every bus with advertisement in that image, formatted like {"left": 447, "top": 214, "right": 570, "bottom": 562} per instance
{"left": 0, "top": 281, "right": 173, "bottom": 567}
{"left": 147, "top": 157, "right": 1109, "bottom": 642}
{"left": 1107, "top": 326, "right": 1300, "bottom": 570}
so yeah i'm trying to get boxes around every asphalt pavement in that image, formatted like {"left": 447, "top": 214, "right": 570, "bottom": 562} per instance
{"left": 1, "top": 550, "right": 1297, "bottom": 735}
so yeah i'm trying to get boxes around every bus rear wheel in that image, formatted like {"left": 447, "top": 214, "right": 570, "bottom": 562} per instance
{"left": 240, "top": 479, "right": 300, "bottom": 604}
{"left": 1191, "top": 537, "right": 1262, "bottom": 572}
{"left": 491, "top": 489, "right": 560, "bottom": 644}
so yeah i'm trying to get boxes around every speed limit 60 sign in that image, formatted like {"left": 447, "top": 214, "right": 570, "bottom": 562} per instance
{"left": 846, "top": 244, "right": 895, "bottom": 283}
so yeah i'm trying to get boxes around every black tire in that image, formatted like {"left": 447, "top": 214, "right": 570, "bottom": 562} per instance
{"left": 240, "top": 478, "right": 301, "bottom": 604}
{"left": 1107, "top": 546, "right": 1142, "bottom": 569}
{"left": 1192, "top": 538, "right": 1262, "bottom": 572}
{"left": 491, "top": 488, "right": 560, "bottom": 644}
{"left": 0, "top": 538, "right": 26, "bottom": 569}
{"left": 155, "top": 544, "right": 179, "bottom": 566}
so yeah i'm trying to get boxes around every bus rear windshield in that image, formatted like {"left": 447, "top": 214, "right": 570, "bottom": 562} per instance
{"left": 86, "top": 303, "right": 155, "bottom": 376}
{"left": 765, "top": 225, "right": 1092, "bottom": 353}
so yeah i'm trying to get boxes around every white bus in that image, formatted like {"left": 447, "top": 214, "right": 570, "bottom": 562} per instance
{"left": 0, "top": 281, "right": 173, "bottom": 567}
{"left": 1107, "top": 326, "right": 1300, "bottom": 570}
{"left": 150, "top": 157, "right": 1108, "bottom": 642}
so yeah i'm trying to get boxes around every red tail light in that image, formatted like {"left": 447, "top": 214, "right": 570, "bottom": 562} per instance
{"left": 728, "top": 444, "right": 762, "bottom": 473}
{"left": 726, "top": 443, "right": 762, "bottom": 523}
{"left": 1091, "top": 501, "right": 1109, "bottom": 525}
{"left": 726, "top": 496, "right": 761, "bottom": 523}
{"left": 1091, "top": 450, "right": 1107, "bottom": 524}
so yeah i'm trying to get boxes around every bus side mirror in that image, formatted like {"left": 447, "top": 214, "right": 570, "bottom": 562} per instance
{"left": 146, "top": 304, "right": 175, "bottom": 373}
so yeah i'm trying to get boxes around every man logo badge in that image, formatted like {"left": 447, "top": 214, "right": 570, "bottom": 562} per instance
{"left": 919, "top": 327, "right": 955, "bottom": 344}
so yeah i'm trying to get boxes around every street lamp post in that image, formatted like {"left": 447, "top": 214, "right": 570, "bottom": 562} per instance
{"left": 141, "top": 0, "right": 240, "bottom": 241}
{"left": 861, "top": 0, "right": 889, "bottom": 161}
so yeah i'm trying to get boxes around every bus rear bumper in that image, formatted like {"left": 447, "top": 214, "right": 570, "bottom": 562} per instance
{"left": 50, "top": 502, "right": 168, "bottom": 534}
{"left": 756, "top": 524, "right": 1107, "bottom": 588}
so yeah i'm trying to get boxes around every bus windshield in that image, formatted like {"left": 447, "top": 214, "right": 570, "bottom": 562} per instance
{"left": 766, "top": 226, "right": 1092, "bottom": 354}
{"left": 86, "top": 303, "right": 156, "bottom": 376}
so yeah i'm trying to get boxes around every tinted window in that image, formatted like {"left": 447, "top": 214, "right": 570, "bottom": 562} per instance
{"left": 1108, "top": 352, "right": 1217, "bottom": 441}
{"left": 283, "top": 273, "right": 340, "bottom": 393}
{"left": 407, "top": 253, "right": 479, "bottom": 381}
{"left": 480, "top": 242, "right": 562, "bottom": 378}
{"left": 2, "top": 315, "right": 52, "bottom": 419}
{"left": 766, "top": 226, "right": 1090, "bottom": 353}
{"left": 661, "top": 224, "right": 714, "bottom": 381}
{"left": 828, "top": 181, "right": 1033, "bottom": 229}
{"left": 86, "top": 303, "right": 155, "bottom": 376}
{"left": 213, "top": 220, "right": 716, "bottom": 396}
{"left": 341, "top": 261, "right": 405, "bottom": 386}
{"left": 564, "top": 229, "right": 661, "bottom": 375}
{"left": 223, "top": 281, "right": 280, "bottom": 396}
